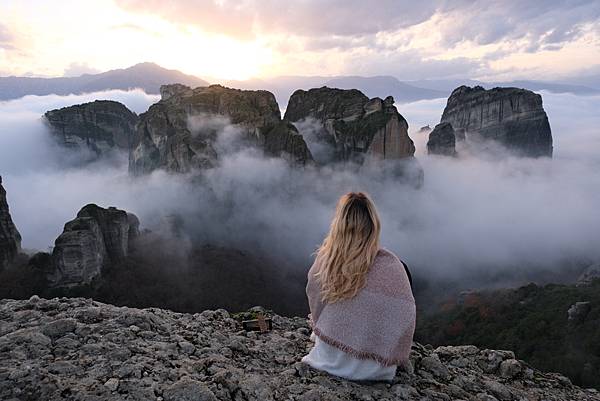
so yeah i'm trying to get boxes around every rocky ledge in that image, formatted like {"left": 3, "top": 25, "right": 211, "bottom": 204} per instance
{"left": 1, "top": 297, "right": 598, "bottom": 401}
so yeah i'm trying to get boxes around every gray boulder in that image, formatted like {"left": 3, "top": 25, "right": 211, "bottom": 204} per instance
{"left": 47, "top": 204, "right": 139, "bottom": 288}
{"left": 0, "top": 176, "right": 21, "bottom": 269}
{"left": 567, "top": 302, "right": 592, "bottom": 323}
{"left": 129, "top": 84, "right": 313, "bottom": 175}
{"left": 44, "top": 100, "right": 138, "bottom": 157}
{"left": 427, "top": 122, "right": 457, "bottom": 156}
{"left": 441, "top": 86, "right": 552, "bottom": 157}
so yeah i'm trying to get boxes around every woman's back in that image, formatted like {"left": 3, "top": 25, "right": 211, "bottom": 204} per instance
{"left": 302, "top": 192, "right": 416, "bottom": 381}
{"left": 305, "top": 248, "right": 415, "bottom": 376}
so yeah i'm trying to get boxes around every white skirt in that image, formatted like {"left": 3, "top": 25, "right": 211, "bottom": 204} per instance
{"left": 301, "top": 334, "right": 397, "bottom": 381}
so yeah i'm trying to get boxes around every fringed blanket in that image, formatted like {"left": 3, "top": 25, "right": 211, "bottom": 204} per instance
{"left": 306, "top": 248, "right": 416, "bottom": 367}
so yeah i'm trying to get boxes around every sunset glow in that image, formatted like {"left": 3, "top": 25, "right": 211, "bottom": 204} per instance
{"left": 1, "top": 0, "right": 599, "bottom": 81}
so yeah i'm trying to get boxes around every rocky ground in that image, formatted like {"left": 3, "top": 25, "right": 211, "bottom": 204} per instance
{"left": 1, "top": 297, "right": 598, "bottom": 401}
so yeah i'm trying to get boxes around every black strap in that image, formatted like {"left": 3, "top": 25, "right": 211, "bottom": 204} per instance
{"left": 401, "top": 260, "right": 413, "bottom": 292}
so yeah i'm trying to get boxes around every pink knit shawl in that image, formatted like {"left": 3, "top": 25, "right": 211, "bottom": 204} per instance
{"left": 306, "top": 248, "right": 416, "bottom": 367}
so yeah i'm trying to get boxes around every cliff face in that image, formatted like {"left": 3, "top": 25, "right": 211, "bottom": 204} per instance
{"left": 427, "top": 122, "right": 457, "bottom": 156}
{"left": 0, "top": 297, "right": 597, "bottom": 401}
{"left": 441, "top": 86, "right": 553, "bottom": 157}
{"left": 129, "top": 84, "right": 312, "bottom": 175}
{"left": 48, "top": 204, "right": 139, "bottom": 288}
{"left": 0, "top": 176, "right": 21, "bottom": 269}
{"left": 284, "top": 87, "right": 416, "bottom": 163}
{"left": 44, "top": 100, "right": 138, "bottom": 157}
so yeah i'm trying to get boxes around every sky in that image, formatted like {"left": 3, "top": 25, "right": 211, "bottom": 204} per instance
{"left": 1, "top": 0, "right": 600, "bottom": 81}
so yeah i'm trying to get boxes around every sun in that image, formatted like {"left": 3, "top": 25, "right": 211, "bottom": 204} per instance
{"left": 161, "top": 31, "right": 275, "bottom": 81}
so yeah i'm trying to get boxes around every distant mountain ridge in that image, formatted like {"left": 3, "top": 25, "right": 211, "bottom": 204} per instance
{"left": 218, "top": 75, "right": 600, "bottom": 107}
{"left": 0, "top": 63, "right": 208, "bottom": 100}
{"left": 3, "top": 62, "right": 599, "bottom": 104}
{"left": 323, "top": 75, "right": 447, "bottom": 103}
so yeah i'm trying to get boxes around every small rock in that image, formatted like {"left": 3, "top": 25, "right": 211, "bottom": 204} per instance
{"left": 420, "top": 355, "right": 451, "bottom": 380}
{"left": 48, "top": 361, "right": 77, "bottom": 374}
{"left": 483, "top": 380, "right": 512, "bottom": 400}
{"left": 294, "top": 362, "right": 311, "bottom": 378}
{"left": 478, "top": 349, "right": 514, "bottom": 373}
{"left": 104, "top": 378, "right": 120, "bottom": 392}
{"left": 178, "top": 341, "right": 195, "bottom": 355}
{"left": 28, "top": 295, "right": 40, "bottom": 303}
{"left": 42, "top": 318, "right": 77, "bottom": 339}
{"left": 163, "top": 378, "right": 217, "bottom": 401}
{"left": 499, "top": 359, "right": 522, "bottom": 379}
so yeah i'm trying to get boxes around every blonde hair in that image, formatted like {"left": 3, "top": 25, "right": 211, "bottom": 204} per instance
{"left": 315, "top": 192, "right": 381, "bottom": 303}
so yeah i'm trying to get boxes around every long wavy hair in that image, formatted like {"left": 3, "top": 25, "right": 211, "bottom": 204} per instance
{"left": 315, "top": 192, "right": 381, "bottom": 303}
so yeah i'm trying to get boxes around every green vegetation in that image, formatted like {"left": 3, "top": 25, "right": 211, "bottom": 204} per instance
{"left": 416, "top": 281, "right": 600, "bottom": 389}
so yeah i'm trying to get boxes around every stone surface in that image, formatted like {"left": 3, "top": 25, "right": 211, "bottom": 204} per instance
{"left": 130, "top": 84, "right": 312, "bottom": 175}
{"left": 0, "top": 297, "right": 598, "bottom": 401}
{"left": 567, "top": 301, "right": 592, "bottom": 323}
{"left": 0, "top": 176, "right": 21, "bottom": 269}
{"left": 427, "top": 122, "right": 457, "bottom": 156}
{"left": 441, "top": 86, "right": 553, "bottom": 157}
{"left": 499, "top": 359, "right": 523, "bottom": 379}
{"left": 44, "top": 100, "right": 138, "bottom": 157}
{"left": 284, "top": 87, "right": 416, "bottom": 163}
{"left": 48, "top": 204, "right": 139, "bottom": 288}
{"left": 577, "top": 263, "right": 600, "bottom": 286}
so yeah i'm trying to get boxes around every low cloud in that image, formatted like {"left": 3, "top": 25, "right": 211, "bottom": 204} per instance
{"left": 1, "top": 89, "right": 599, "bottom": 290}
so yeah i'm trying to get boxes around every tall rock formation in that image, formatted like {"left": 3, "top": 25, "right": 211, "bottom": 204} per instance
{"left": 129, "top": 84, "right": 312, "bottom": 175}
{"left": 284, "top": 87, "right": 416, "bottom": 163}
{"left": 47, "top": 204, "right": 139, "bottom": 288}
{"left": 427, "top": 122, "right": 457, "bottom": 156}
{"left": 44, "top": 100, "right": 138, "bottom": 157}
{"left": 440, "top": 86, "right": 552, "bottom": 157}
{"left": 0, "top": 176, "right": 21, "bottom": 269}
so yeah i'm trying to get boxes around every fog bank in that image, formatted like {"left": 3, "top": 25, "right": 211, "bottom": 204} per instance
{"left": 1, "top": 89, "right": 599, "bottom": 283}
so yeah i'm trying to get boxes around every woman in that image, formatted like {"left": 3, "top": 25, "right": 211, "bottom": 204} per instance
{"left": 302, "top": 192, "right": 416, "bottom": 381}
